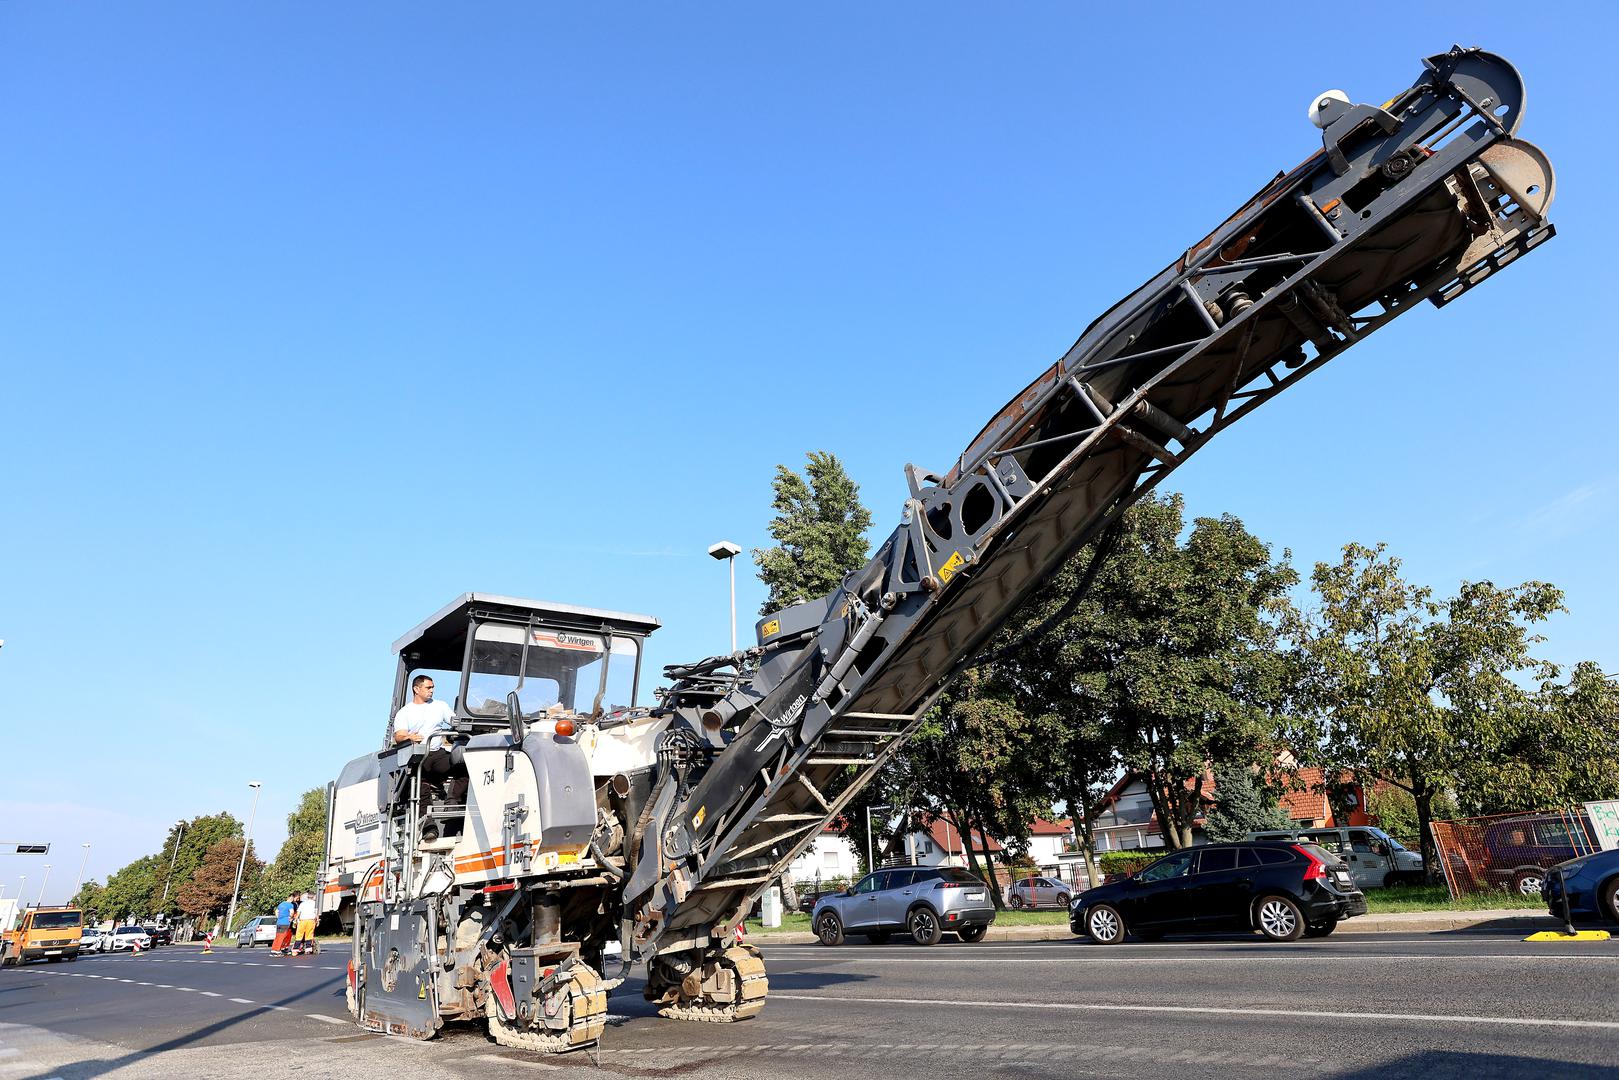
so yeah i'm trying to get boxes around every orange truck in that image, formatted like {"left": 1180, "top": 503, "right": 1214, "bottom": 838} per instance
{"left": 0, "top": 906, "right": 83, "bottom": 965}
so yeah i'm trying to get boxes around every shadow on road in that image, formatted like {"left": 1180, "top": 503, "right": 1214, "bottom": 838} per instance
{"left": 16, "top": 972, "right": 343, "bottom": 1080}
{"left": 1330, "top": 1050, "right": 1619, "bottom": 1079}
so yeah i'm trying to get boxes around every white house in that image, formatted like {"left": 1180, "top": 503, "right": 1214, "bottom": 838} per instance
{"left": 787, "top": 824, "right": 859, "bottom": 887}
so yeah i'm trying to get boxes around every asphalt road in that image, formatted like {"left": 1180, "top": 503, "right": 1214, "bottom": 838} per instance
{"left": 2, "top": 930, "right": 1617, "bottom": 1079}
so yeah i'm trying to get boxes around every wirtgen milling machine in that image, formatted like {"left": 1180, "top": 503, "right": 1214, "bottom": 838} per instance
{"left": 324, "top": 47, "right": 1556, "bottom": 1049}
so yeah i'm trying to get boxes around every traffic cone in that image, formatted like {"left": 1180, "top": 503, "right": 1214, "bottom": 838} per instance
{"left": 131, "top": 938, "right": 142, "bottom": 956}
{"left": 202, "top": 933, "right": 213, "bottom": 954}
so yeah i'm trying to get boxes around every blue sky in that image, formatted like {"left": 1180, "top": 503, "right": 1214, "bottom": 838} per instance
{"left": 4, "top": 4, "right": 1615, "bottom": 904}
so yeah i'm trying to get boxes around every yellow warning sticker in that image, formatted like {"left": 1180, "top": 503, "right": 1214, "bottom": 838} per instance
{"left": 694, "top": 806, "right": 707, "bottom": 829}
{"left": 937, "top": 551, "right": 966, "bottom": 584}
{"left": 761, "top": 619, "right": 780, "bottom": 638}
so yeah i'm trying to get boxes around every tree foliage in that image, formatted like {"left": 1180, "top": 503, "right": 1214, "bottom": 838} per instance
{"left": 175, "top": 838, "right": 262, "bottom": 930}
{"left": 1022, "top": 495, "right": 1297, "bottom": 849}
{"left": 752, "top": 451, "right": 872, "bottom": 614}
{"left": 154, "top": 813, "right": 244, "bottom": 918}
{"left": 1202, "top": 763, "right": 1294, "bottom": 842}
{"left": 246, "top": 788, "right": 328, "bottom": 915}
{"left": 1291, "top": 543, "right": 1563, "bottom": 879}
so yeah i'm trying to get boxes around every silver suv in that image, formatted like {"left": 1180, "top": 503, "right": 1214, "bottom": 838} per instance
{"left": 812, "top": 866, "right": 995, "bottom": 946}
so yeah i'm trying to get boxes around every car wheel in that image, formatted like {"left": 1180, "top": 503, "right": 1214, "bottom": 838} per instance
{"left": 1084, "top": 904, "right": 1125, "bottom": 945}
{"left": 1384, "top": 872, "right": 1399, "bottom": 889}
{"left": 1303, "top": 919, "right": 1339, "bottom": 938}
{"left": 815, "top": 911, "right": 844, "bottom": 947}
{"left": 1602, "top": 877, "right": 1619, "bottom": 925}
{"left": 1055, "top": 893, "right": 1070, "bottom": 908}
{"left": 1255, "top": 895, "right": 1306, "bottom": 942}
{"left": 1009, "top": 894, "right": 1025, "bottom": 910}
{"left": 1513, "top": 870, "right": 1546, "bottom": 896}
{"left": 908, "top": 907, "right": 943, "bottom": 946}
{"left": 863, "top": 930, "right": 891, "bottom": 945}
{"left": 957, "top": 924, "right": 987, "bottom": 943}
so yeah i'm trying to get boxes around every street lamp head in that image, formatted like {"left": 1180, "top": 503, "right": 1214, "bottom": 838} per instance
{"left": 248, "top": 781, "right": 262, "bottom": 789}
{"left": 707, "top": 540, "right": 741, "bottom": 561}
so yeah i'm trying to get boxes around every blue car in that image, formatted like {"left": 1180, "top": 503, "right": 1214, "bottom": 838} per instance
{"left": 1543, "top": 848, "right": 1619, "bottom": 924}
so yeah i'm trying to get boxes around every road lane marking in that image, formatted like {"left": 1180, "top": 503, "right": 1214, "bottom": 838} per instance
{"left": 230, "top": 998, "right": 255, "bottom": 1004}
{"left": 307, "top": 1015, "right": 348, "bottom": 1025}
{"left": 199, "top": 992, "right": 221, "bottom": 997}
{"left": 769, "top": 992, "right": 1619, "bottom": 1031}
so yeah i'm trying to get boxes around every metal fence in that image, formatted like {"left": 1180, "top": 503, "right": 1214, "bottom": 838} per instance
{"left": 1429, "top": 807, "right": 1600, "bottom": 899}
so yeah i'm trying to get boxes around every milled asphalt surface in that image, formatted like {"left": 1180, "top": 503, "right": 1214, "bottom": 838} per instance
{"left": 2, "top": 930, "right": 1617, "bottom": 1079}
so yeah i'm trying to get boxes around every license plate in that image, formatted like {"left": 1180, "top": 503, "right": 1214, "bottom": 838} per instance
{"left": 44, "top": 950, "right": 61, "bottom": 956}
{"left": 966, "top": 891, "right": 985, "bottom": 901}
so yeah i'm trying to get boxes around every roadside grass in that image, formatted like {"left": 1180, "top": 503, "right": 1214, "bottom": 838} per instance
{"left": 1363, "top": 884, "right": 1542, "bottom": 913}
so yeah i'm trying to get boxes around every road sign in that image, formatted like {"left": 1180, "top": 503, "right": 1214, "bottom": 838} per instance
{"left": 1584, "top": 801, "right": 1619, "bottom": 852}
{"left": 1, "top": 844, "right": 50, "bottom": 855}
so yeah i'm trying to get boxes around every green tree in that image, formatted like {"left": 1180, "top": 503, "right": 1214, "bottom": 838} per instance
{"left": 98, "top": 855, "right": 164, "bottom": 924}
{"left": 1458, "top": 661, "right": 1619, "bottom": 813}
{"left": 245, "top": 788, "right": 328, "bottom": 915}
{"left": 859, "top": 669, "right": 1049, "bottom": 906}
{"left": 752, "top": 451, "right": 873, "bottom": 614}
{"left": 1203, "top": 762, "right": 1294, "bottom": 842}
{"left": 1017, "top": 495, "right": 1297, "bottom": 849}
{"left": 1364, "top": 783, "right": 1457, "bottom": 843}
{"left": 71, "top": 880, "right": 107, "bottom": 922}
{"left": 1292, "top": 543, "right": 1562, "bottom": 880}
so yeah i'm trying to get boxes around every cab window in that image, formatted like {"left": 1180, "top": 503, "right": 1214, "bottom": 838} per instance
{"left": 853, "top": 873, "right": 883, "bottom": 894}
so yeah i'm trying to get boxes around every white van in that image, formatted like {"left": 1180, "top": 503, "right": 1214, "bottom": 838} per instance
{"left": 1244, "top": 826, "right": 1423, "bottom": 889}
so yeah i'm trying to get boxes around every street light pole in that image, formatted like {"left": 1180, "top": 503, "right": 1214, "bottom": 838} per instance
{"left": 74, "top": 843, "right": 91, "bottom": 895}
{"left": 707, "top": 541, "right": 742, "bottom": 653}
{"left": 864, "top": 804, "right": 893, "bottom": 874}
{"left": 160, "top": 820, "right": 186, "bottom": 907}
{"left": 225, "top": 782, "right": 262, "bottom": 935}
{"left": 35, "top": 865, "right": 51, "bottom": 906}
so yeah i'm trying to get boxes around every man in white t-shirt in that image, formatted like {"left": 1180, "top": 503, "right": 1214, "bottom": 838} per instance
{"left": 393, "top": 675, "right": 467, "bottom": 835}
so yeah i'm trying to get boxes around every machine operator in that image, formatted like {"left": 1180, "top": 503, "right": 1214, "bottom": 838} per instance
{"left": 393, "top": 675, "right": 469, "bottom": 836}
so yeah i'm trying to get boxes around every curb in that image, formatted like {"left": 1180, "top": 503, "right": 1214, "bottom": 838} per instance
{"left": 746, "top": 909, "right": 1560, "bottom": 945}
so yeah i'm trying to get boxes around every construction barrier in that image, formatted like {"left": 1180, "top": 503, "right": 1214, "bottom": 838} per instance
{"left": 1430, "top": 807, "right": 1599, "bottom": 900}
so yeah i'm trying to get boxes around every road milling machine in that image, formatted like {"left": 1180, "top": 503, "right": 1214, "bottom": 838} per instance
{"left": 324, "top": 47, "right": 1556, "bottom": 1050}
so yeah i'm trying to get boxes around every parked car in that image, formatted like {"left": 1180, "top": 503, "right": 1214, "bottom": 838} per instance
{"left": 79, "top": 927, "right": 106, "bottom": 953}
{"left": 1245, "top": 826, "right": 1424, "bottom": 888}
{"left": 813, "top": 866, "right": 996, "bottom": 946}
{"left": 1543, "top": 848, "right": 1619, "bottom": 925}
{"left": 1474, "top": 813, "right": 1597, "bottom": 896}
{"left": 1007, "top": 876, "right": 1073, "bottom": 910}
{"left": 236, "top": 916, "right": 278, "bottom": 948}
{"left": 101, "top": 926, "right": 152, "bottom": 952}
{"left": 1070, "top": 841, "right": 1367, "bottom": 944}
{"left": 140, "top": 924, "right": 172, "bottom": 947}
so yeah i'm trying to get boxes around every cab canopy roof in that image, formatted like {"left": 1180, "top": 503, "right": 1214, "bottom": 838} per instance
{"left": 393, "top": 593, "right": 661, "bottom": 665}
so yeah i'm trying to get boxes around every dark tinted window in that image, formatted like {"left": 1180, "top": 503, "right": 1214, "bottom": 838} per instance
{"left": 1236, "top": 848, "right": 1260, "bottom": 869}
{"left": 885, "top": 870, "right": 918, "bottom": 889}
{"left": 1197, "top": 848, "right": 1238, "bottom": 874}
{"left": 938, "top": 868, "right": 985, "bottom": 885}
{"left": 1255, "top": 848, "right": 1294, "bottom": 865}
{"left": 31, "top": 911, "right": 81, "bottom": 930}
{"left": 912, "top": 868, "right": 942, "bottom": 883}
{"left": 1136, "top": 851, "right": 1195, "bottom": 882}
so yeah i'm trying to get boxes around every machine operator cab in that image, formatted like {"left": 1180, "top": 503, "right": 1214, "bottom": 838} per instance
{"left": 324, "top": 594, "right": 661, "bottom": 915}
{"left": 391, "top": 592, "right": 660, "bottom": 743}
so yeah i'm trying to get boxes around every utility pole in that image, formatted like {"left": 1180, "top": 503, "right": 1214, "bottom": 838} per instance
{"left": 160, "top": 821, "right": 186, "bottom": 907}
{"left": 225, "top": 782, "right": 262, "bottom": 934}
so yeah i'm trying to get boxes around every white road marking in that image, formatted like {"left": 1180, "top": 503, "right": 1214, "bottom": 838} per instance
{"left": 199, "top": 991, "right": 221, "bottom": 997}
{"left": 770, "top": 992, "right": 1619, "bottom": 1031}
{"left": 478, "top": 1053, "right": 561, "bottom": 1070}
{"left": 306, "top": 1014, "right": 348, "bottom": 1025}
{"left": 176, "top": 987, "right": 196, "bottom": 993}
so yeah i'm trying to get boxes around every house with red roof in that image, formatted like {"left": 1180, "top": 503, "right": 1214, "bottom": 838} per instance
{"left": 1088, "top": 767, "right": 1370, "bottom": 852}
